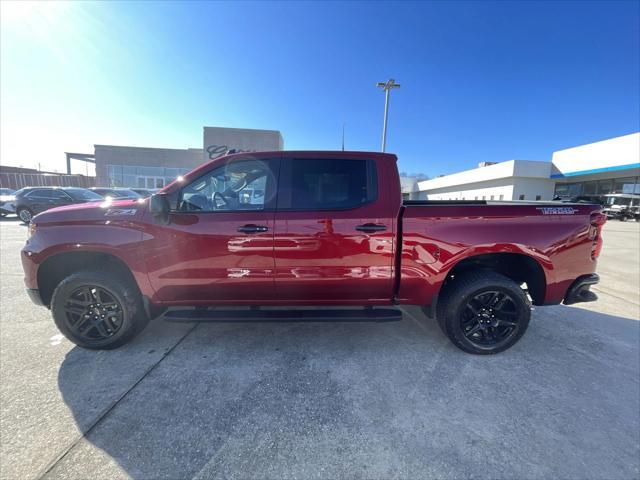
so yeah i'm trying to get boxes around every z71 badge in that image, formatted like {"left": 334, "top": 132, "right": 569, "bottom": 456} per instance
{"left": 105, "top": 208, "right": 137, "bottom": 216}
{"left": 536, "top": 207, "right": 578, "bottom": 215}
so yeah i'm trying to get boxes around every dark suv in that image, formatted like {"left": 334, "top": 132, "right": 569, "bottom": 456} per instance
{"left": 15, "top": 187, "right": 103, "bottom": 223}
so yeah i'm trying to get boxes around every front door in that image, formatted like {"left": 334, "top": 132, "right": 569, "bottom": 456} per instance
{"left": 144, "top": 157, "right": 279, "bottom": 303}
{"left": 273, "top": 155, "right": 395, "bottom": 303}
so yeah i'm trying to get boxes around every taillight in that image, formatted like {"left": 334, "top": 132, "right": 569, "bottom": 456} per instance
{"left": 589, "top": 212, "right": 607, "bottom": 259}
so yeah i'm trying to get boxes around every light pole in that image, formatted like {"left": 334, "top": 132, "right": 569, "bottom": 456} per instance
{"left": 377, "top": 78, "right": 400, "bottom": 152}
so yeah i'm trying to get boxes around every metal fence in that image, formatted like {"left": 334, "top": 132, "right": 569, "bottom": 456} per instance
{"left": 0, "top": 173, "right": 95, "bottom": 190}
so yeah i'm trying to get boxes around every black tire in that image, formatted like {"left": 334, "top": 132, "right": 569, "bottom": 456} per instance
{"left": 51, "top": 271, "right": 150, "bottom": 349}
{"left": 17, "top": 207, "right": 33, "bottom": 223}
{"left": 436, "top": 270, "right": 531, "bottom": 354}
{"left": 620, "top": 216, "right": 628, "bottom": 222}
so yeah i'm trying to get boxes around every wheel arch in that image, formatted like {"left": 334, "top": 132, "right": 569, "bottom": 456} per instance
{"left": 441, "top": 251, "right": 548, "bottom": 305}
{"left": 38, "top": 250, "right": 140, "bottom": 307}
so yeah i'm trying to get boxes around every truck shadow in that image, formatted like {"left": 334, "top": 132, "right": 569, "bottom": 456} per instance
{"left": 53, "top": 306, "right": 640, "bottom": 479}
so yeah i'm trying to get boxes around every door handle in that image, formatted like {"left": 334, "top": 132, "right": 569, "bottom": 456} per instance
{"left": 237, "top": 224, "right": 269, "bottom": 234}
{"left": 355, "top": 223, "right": 387, "bottom": 233}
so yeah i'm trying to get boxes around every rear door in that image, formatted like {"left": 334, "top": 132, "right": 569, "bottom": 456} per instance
{"left": 273, "top": 154, "right": 396, "bottom": 303}
{"left": 25, "top": 189, "right": 56, "bottom": 214}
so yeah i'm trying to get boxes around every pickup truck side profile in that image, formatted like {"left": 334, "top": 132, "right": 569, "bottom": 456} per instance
{"left": 21, "top": 151, "right": 605, "bottom": 354}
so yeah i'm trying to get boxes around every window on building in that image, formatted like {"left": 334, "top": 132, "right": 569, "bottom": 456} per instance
{"left": 582, "top": 181, "right": 597, "bottom": 195}
{"left": 519, "top": 194, "right": 525, "bottom": 200}
{"left": 474, "top": 196, "right": 478, "bottom": 200}
{"left": 613, "top": 177, "right": 638, "bottom": 194}
{"left": 482, "top": 196, "right": 486, "bottom": 200}
{"left": 554, "top": 183, "right": 581, "bottom": 198}
{"left": 535, "top": 195, "right": 542, "bottom": 200}
{"left": 108, "top": 164, "right": 191, "bottom": 188}
{"left": 499, "top": 195, "right": 504, "bottom": 200}
{"left": 598, "top": 179, "right": 613, "bottom": 195}
{"left": 490, "top": 195, "right": 494, "bottom": 200}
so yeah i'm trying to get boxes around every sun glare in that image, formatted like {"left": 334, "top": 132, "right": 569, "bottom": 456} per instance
{"left": 1, "top": 1, "right": 69, "bottom": 28}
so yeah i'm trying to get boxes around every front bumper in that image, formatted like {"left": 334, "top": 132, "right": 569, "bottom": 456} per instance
{"left": 563, "top": 274, "right": 599, "bottom": 305}
{"left": 26, "top": 288, "right": 45, "bottom": 306}
{"left": 0, "top": 202, "right": 15, "bottom": 214}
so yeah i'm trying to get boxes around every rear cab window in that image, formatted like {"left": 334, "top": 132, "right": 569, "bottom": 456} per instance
{"left": 277, "top": 158, "right": 378, "bottom": 210}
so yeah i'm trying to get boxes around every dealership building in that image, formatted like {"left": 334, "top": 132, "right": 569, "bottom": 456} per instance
{"left": 93, "top": 126, "right": 284, "bottom": 188}
{"left": 415, "top": 132, "right": 640, "bottom": 201}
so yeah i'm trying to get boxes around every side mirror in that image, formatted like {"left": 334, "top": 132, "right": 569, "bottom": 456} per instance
{"left": 149, "top": 193, "right": 170, "bottom": 224}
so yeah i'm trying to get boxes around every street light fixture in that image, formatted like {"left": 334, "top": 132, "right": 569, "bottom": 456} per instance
{"left": 377, "top": 78, "right": 400, "bottom": 152}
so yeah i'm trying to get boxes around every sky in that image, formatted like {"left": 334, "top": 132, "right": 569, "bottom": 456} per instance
{"left": 1, "top": 1, "right": 639, "bottom": 177}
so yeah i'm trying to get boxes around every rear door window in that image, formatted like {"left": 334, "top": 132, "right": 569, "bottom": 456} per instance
{"left": 278, "top": 158, "right": 378, "bottom": 210}
{"left": 26, "top": 189, "right": 53, "bottom": 199}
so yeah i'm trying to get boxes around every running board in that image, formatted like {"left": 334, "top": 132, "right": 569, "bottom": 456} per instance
{"left": 162, "top": 308, "right": 403, "bottom": 323}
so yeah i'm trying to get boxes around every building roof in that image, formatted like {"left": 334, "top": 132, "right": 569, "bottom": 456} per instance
{"left": 417, "top": 160, "right": 551, "bottom": 191}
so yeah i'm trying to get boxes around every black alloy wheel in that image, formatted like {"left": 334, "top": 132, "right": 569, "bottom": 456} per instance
{"left": 63, "top": 286, "right": 124, "bottom": 341}
{"left": 436, "top": 270, "right": 531, "bottom": 354}
{"left": 460, "top": 290, "right": 520, "bottom": 349}
{"left": 51, "top": 270, "right": 150, "bottom": 349}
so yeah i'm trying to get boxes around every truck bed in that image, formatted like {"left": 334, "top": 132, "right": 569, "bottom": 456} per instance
{"left": 396, "top": 200, "right": 602, "bottom": 306}
{"left": 403, "top": 200, "right": 595, "bottom": 207}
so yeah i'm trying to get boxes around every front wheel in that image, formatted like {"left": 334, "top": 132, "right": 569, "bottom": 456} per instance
{"left": 51, "top": 271, "right": 150, "bottom": 349}
{"left": 436, "top": 271, "right": 531, "bottom": 354}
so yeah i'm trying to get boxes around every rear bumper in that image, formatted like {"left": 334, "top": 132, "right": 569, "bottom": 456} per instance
{"left": 26, "top": 288, "right": 46, "bottom": 306}
{"left": 563, "top": 274, "right": 599, "bottom": 305}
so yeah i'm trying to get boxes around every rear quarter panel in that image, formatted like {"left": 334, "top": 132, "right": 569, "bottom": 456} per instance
{"left": 398, "top": 203, "right": 601, "bottom": 305}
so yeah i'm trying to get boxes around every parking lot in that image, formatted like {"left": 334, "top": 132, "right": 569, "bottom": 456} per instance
{"left": 1, "top": 217, "right": 638, "bottom": 480}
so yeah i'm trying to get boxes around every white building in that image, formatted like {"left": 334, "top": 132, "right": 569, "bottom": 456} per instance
{"left": 417, "top": 132, "right": 640, "bottom": 201}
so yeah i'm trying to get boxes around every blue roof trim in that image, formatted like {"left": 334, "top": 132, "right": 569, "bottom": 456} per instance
{"left": 550, "top": 162, "right": 640, "bottom": 178}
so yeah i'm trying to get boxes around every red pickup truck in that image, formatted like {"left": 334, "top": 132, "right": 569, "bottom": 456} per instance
{"left": 21, "top": 151, "right": 605, "bottom": 354}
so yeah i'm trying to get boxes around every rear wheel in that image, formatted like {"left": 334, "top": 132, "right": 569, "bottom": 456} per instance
{"left": 51, "top": 271, "right": 150, "bottom": 349}
{"left": 436, "top": 270, "right": 531, "bottom": 354}
{"left": 18, "top": 207, "right": 33, "bottom": 223}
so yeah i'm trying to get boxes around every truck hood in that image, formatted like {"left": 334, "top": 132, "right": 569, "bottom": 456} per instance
{"left": 33, "top": 198, "right": 148, "bottom": 224}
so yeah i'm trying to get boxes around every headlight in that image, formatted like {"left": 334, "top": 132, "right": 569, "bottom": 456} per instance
{"left": 28, "top": 223, "right": 37, "bottom": 237}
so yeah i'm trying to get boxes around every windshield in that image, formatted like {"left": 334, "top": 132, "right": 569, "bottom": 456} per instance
{"left": 0, "top": 188, "right": 15, "bottom": 196}
{"left": 113, "top": 189, "right": 141, "bottom": 198}
{"left": 64, "top": 188, "right": 104, "bottom": 201}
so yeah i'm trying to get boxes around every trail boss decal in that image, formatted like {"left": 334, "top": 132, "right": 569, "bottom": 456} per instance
{"left": 536, "top": 207, "right": 578, "bottom": 215}
{"left": 105, "top": 208, "right": 137, "bottom": 216}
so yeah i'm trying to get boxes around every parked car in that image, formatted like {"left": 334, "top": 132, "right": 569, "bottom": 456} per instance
{"left": 90, "top": 187, "right": 142, "bottom": 200}
{"left": 22, "top": 151, "right": 605, "bottom": 354}
{"left": 130, "top": 188, "right": 158, "bottom": 198}
{"left": 0, "top": 188, "right": 16, "bottom": 216}
{"left": 14, "top": 187, "right": 103, "bottom": 223}
{"left": 602, "top": 193, "right": 640, "bottom": 221}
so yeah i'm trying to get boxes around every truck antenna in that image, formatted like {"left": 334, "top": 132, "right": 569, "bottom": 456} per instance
{"left": 341, "top": 123, "right": 345, "bottom": 151}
